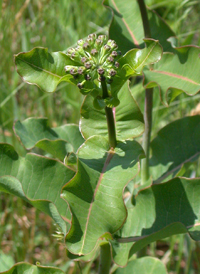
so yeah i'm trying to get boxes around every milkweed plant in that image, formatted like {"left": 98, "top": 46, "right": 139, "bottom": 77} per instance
{"left": 0, "top": 0, "right": 200, "bottom": 273}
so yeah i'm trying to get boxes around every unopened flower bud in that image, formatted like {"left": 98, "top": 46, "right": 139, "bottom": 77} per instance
{"left": 99, "top": 44, "right": 112, "bottom": 63}
{"left": 95, "top": 39, "right": 103, "bottom": 49}
{"left": 81, "top": 57, "right": 88, "bottom": 63}
{"left": 83, "top": 42, "right": 90, "bottom": 50}
{"left": 91, "top": 48, "right": 98, "bottom": 56}
{"left": 77, "top": 80, "right": 86, "bottom": 89}
{"left": 77, "top": 39, "right": 84, "bottom": 46}
{"left": 86, "top": 38, "right": 95, "bottom": 47}
{"left": 97, "top": 67, "right": 104, "bottom": 75}
{"left": 64, "top": 65, "right": 74, "bottom": 72}
{"left": 107, "top": 40, "right": 118, "bottom": 50}
{"left": 71, "top": 51, "right": 79, "bottom": 60}
{"left": 85, "top": 74, "right": 91, "bottom": 81}
{"left": 75, "top": 46, "right": 85, "bottom": 56}
{"left": 98, "top": 35, "right": 107, "bottom": 42}
{"left": 84, "top": 61, "right": 92, "bottom": 69}
{"left": 104, "top": 44, "right": 111, "bottom": 51}
{"left": 70, "top": 67, "right": 78, "bottom": 75}
{"left": 88, "top": 33, "right": 97, "bottom": 40}
{"left": 75, "top": 46, "right": 83, "bottom": 52}
{"left": 114, "top": 61, "right": 119, "bottom": 68}
{"left": 111, "top": 51, "right": 118, "bottom": 57}
{"left": 77, "top": 66, "right": 85, "bottom": 75}
{"left": 67, "top": 48, "right": 75, "bottom": 56}
{"left": 108, "top": 68, "right": 117, "bottom": 77}
{"left": 107, "top": 56, "right": 114, "bottom": 63}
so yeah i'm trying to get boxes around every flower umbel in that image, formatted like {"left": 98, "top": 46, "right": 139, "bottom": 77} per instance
{"left": 64, "top": 34, "right": 121, "bottom": 90}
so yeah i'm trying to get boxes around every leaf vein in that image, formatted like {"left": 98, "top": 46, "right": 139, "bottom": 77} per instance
{"left": 17, "top": 57, "right": 62, "bottom": 79}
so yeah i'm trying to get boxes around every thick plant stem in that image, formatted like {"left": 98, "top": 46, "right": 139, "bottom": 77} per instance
{"left": 137, "top": 0, "right": 151, "bottom": 38}
{"left": 98, "top": 242, "right": 112, "bottom": 274}
{"left": 137, "top": 0, "right": 153, "bottom": 184}
{"left": 141, "top": 88, "right": 153, "bottom": 183}
{"left": 101, "top": 78, "right": 117, "bottom": 149}
{"left": 98, "top": 77, "right": 116, "bottom": 274}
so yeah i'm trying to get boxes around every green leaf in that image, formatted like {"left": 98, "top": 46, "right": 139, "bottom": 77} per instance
{"left": 0, "top": 262, "right": 64, "bottom": 274}
{"left": 14, "top": 118, "right": 84, "bottom": 161}
{"left": 14, "top": 48, "right": 77, "bottom": 93}
{"left": 113, "top": 257, "right": 167, "bottom": 274}
{"left": 143, "top": 46, "right": 200, "bottom": 105}
{"left": 150, "top": 115, "right": 200, "bottom": 183}
{"left": 119, "top": 39, "right": 162, "bottom": 77}
{"left": 62, "top": 136, "right": 144, "bottom": 255}
{"left": 15, "top": 41, "right": 162, "bottom": 99}
{"left": 80, "top": 82, "right": 144, "bottom": 141}
{"left": 110, "top": 39, "right": 162, "bottom": 97}
{"left": 103, "top": 0, "right": 175, "bottom": 53}
{"left": 66, "top": 242, "right": 99, "bottom": 262}
{"left": 0, "top": 252, "right": 15, "bottom": 272}
{"left": 0, "top": 143, "right": 75, "bottom": 234}
{"left": 111, "top": 177, "right": 200, "bottom": 266}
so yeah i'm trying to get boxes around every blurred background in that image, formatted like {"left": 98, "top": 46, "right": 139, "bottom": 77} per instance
{"left": 0, "top": 0, "right": 200, "bottom": 273}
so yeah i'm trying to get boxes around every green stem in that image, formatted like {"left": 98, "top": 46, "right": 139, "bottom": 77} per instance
{"left": 137, "top": 0, "right": 153, "bottom": 184}
{"left": 137, "top": 0, "right": 151, "bottom": 38}
{"left": 141, "top": 88, "right": 153, "bottom": 183}
{"left": 101, "top": 78, "right": 117, "bottom": 149}
{"left": 98, "top": 242, "right": 112, "bottom": 274}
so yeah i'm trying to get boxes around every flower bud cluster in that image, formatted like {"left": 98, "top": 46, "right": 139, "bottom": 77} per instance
{"left": 64, "top": 34, "right": 121, "bottom": 90}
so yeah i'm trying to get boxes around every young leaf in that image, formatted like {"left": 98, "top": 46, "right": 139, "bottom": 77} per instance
{"left": 113, "top": 257, "right": 167, "bottom": 274}
{"left": 104, "top": 0, "right": 175, "bottom": 53}
{"left": 80, "top": 82, "right": 144, "bottom": 141}
{"left": 14, "top": 118, "right": 84, "bottom": 161}
{"left": 0, "top": 143, "right": 75, "bottom": 234}
{"left": 143, "top": 46, "right": 200, "bottom": 105}
{"left": 119, "top": 39, "right": 162, "bottom": 77}
{"left": 0, "top": 262, "right": 64, "bottom": 274}
{"left": 111, "top": 177, "right": 200, "bottom": 266}
{"left": 110, "top": 39, "right": 162, "bottom": 96}
{"left": 62, "top": 136, "right": 144, "bottom": 255}
{"left": 150, "top": 115, "right": 200, "bottom": 183}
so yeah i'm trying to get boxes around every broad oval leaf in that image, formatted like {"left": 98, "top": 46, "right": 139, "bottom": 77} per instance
{"left": 14, "top": 118, "right": 84, "bottom": 161}
{"left": 104, "top": 0, "right": 175, "bottom": 53}
{"left": 0, "top": 143, "right": 75, "bottom": 234}
{"left": 14, "top": 48, "right": 77, "bottom": 93}
{"left": 113, "top": 257, "right": 167, "bottom": 274}
{"left": 111, "top": 177, "right": 200, "bottom": 266}
{"left": 143, "top": 46, "right": 200, "bottom": 105}
{"left": 62, "top": 136, "right": 144, "bottom": 255}
{"left": 150, "top": 115, "right": 200, "bottom": 183}
{"left": 0, "top": 262, "right": 64, "bottom": 274}
{"left": 80, "top": 82, "right": 144, "bottom": 141}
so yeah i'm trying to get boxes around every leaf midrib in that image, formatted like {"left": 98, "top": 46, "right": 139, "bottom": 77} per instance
{"left": 17, "top": 57, "right": 62, "bottom": 79}
{"left": 135, "top": 43, "right": 158, "bottom": 71}
{"left": 150, "top": 70, "right": 200, "bottom": 85}
{"left": 79, "top": 151, "right": 114, "bottom": 254}
{"left": 154, "top": 151, "right": 200, "bottom": 184}
{"left": 111, "top": 0, "right": 140, "bottom": 47}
